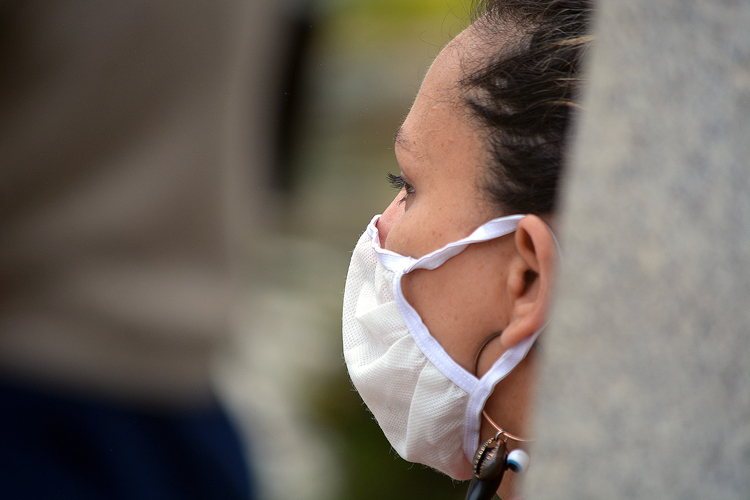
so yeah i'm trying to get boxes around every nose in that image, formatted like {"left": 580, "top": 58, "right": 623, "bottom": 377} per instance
{"left": 375, "top": 193, "right": 405, "bottom": 248}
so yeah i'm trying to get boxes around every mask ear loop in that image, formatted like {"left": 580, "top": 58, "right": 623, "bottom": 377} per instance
{"left": 465, "top": 332, "right": 532, "bottom": 500}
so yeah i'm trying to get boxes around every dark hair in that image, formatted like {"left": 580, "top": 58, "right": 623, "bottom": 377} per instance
{"left": 463, "top": 0, "right": 593, "bottom": 215}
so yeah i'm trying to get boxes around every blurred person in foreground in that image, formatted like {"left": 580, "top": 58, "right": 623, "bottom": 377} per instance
{"left": 0, "top": 1, "right": 294, "bottom": 498}
{"left": 342, "top": 1, "right": 592, "bottom": 499}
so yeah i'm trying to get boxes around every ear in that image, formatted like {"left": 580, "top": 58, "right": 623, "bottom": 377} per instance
{"left": 500, "top": 214, "right": 558, "bottom": 350}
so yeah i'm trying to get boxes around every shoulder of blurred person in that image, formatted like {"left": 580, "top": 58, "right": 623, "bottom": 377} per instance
{"left": 0, "top": 0, "right": 289, "bottom": 407}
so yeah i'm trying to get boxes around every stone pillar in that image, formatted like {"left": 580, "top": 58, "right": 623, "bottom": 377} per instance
{"left": 526, "top": 0, "right": 750, "bottom": 498}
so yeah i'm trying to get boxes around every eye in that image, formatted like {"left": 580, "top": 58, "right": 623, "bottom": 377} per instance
{"left": 387, "top": 172, "right": 415, "bottom": 204}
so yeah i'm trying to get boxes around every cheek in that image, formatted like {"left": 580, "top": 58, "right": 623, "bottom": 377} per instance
{"left": 379, "top": 201, "right": 431, "bottom": 257}
{"left": 383, "top": 191, "right": 497, "bottom": 258}
{"left": 381, "top": 198, "right": 466, "bottom": 258}
{"left": 401, "top": 242, "right": 513, "bottom": 372}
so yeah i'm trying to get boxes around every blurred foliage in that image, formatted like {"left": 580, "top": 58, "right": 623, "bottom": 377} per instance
{"left": 317, "top": 0, "right": 471, "bottom": 50}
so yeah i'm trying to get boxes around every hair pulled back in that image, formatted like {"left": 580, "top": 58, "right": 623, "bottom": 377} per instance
{"left": 464, "top": 0, "right": 593, "bottom": 215}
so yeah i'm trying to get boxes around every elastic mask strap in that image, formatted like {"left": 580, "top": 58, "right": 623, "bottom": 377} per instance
{"left": 463, "top": 328, "right": 540, "bottom": 462}
{"left": 372, "top": 214, "right": 527, "bottom": 393}
{"left": 464, "top": 337, "right": 534, "bottom": 500}
{"left": 463, "top": 219, "right": 561, "bottom": 462}
{"left": 370, "top": 214, "right": 525, "bottom": 275}
{"left": 470, "top": 333, "right": 533, "bottom": 445}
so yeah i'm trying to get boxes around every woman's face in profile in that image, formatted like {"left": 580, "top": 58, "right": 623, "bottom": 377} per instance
{"left": 347, "top": 19, "right": 563, "bottom": 497}
{"left": 375, "top": 27, "right": 521, "bottom": 377}
{"left": 374, "top": 26, "right": 542, "bottom": 466}
{"left": 347, "top": 7, "right": 576, "bottom": 494}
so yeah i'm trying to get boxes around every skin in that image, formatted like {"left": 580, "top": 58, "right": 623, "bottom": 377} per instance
{"left": 375, "top": 24, "right": 558, "bottom": 498}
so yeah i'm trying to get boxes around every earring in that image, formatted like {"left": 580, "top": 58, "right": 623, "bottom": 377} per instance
{"left": 506, "top": 448, "right": 530, "bottom": 474}
{"left": 465, "top": 434, "right": 508, "bottom": 500}
{"left": 465, "top": 412, "right": 532, "bottom": 500}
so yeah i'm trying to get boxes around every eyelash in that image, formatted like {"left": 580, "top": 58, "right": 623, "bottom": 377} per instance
{"left": 387, "top": 173, "right": 415, "bottom": 203}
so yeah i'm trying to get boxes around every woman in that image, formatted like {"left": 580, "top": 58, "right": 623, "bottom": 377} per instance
{"left": 342, "top": 1, "right": 591, "bottom": 498}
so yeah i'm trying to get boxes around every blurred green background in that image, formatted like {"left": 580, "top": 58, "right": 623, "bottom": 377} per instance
{"left": 283, "top": 0, "right": 472, "bottom": 246}
{"left": 217, "top": 1, "right": 477, "bottom": 500}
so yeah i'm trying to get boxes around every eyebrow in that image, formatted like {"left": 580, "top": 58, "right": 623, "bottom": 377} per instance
{"left": 393, "top": 126, "right": 412, "bottom": 152}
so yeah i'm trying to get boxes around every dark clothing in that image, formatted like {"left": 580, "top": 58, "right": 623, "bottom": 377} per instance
{"left": 0, "top": 382, "right": 253, "bottom": 500}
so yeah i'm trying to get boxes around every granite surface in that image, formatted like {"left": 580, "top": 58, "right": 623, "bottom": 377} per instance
{"left": 525, "top": 0, "right": 750, "bottom": 498}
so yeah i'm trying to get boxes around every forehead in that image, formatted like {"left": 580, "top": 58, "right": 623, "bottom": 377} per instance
{"left": 396, "top": 30, "right": 479, "bottom": 151}
{"left": 394, "top": 28, "right": 500, "bottom": 232}
{"left": 416, "top": 29, "right": 478, "bottom": 104}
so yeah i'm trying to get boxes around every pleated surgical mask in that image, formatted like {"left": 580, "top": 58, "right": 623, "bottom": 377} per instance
{"left": 342, "top": 214, "right": 542, "bottom": 480}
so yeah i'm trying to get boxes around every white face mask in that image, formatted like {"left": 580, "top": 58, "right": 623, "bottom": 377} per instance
{"left": 342, "top": 214, "right": 542, "bottom": 480}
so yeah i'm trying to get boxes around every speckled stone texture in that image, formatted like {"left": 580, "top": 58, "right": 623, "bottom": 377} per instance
{"left": 525, "top": 0, "right": 750, "bottom": 498}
